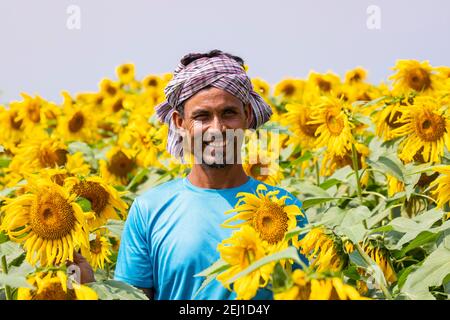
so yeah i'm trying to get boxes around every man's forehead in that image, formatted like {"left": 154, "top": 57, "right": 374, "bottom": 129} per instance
{"left": 185, "top": 88, "right": 243, "bottom": 110}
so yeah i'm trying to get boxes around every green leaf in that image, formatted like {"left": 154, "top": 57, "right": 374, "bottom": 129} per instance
{"left": 335, "top": 206, "right": 371, "bottom": 243}
{"left": 192, "top": 273, "right": 218, "bottom": 299}
{"left": 0, "top": 242, "right": 23, "bottom": 263}
{"left": 0, "top": 273, "right": 33, "bottom": 289}
{"left": 294, "top": 182, "right": 331, "bottom": 198}
{"left": 0, "top": 158, "right": 11, "bottom": 168}
{"left": 401, "top": 245, "right": 450, "bottom": 300}
{"left": 319, "top": 179, "right": 341, "bottom": 190}
{"left": 103, "top": 220, "right": 125, "bottom": 240}
{"left": 76, "top": 197, "right": 92, "bottom": 212}
{"left": 367, "top": 155, "right": 405, "bottom": 181}
{"left": 87, "top": 280, "right": 149, "bottom": 300}
{"left": 272, "top": 262, "right": 293, "bottom": 293}
{"left": 226, "top": 247, "right": 302, "bottom": 284}
{"left": 314, "top": 207, "right": 347, "bottom": 229}
{"left": 302, "top": 197, "right": 351, "bottom": 210}
{"left": 398, "top": 231, "right": 441, "bottom": 257}
{"left": 386, "top": 210, "right": 449, "bottom": 250}
{"left": 290, "top": 151, "right": 313, "bottom": 166}
{"left": 397, "top": 265, "right": 418, "bottom": 290}
{"left": 0, "top": 232, "right": 8, "bottom": 244}
{"left": 126, "top": 168, "right": 149, "bottom": 191}
{"left": 195, "top": 259, "right": 229, "bottom": 278}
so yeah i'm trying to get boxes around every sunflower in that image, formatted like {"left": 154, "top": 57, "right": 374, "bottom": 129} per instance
{"left": 307, "top": 72, "right": 341, "bottom": 95}
{"left": 430, "top": 165, "right": 450, "bottom": 208}
{"left": 142, "top": 74, "right": 163, "bottom": 92}
{"left": 389, "top": 60, "right": 439, "bottom": 93}
{"left": 373, "top": 101, "right": 410, "bottom": 141}
{"left": 116, "top": 63, "right": 135, "bottom": 84}
{"left": 222, "top": 184, "right": 303, "bottom": 248}
{"left": 298, "top": 227, "right": 346, "bottom": 272}
{"left": 387, "top": 174, "right": 405, "bottom": 197}
{"left": 319, "top": 143, "right": 370, "bottom": 179}
{"left": 242, "top": 149, "right": 283, "bottom": 186}
{"left": 274, "top": 269, "right": 368, "bottom": 300}
{"left": 118, "top": 117, "right": 167, "bottom": 168}
{"left": 87, "top": 231, "right": 113, "bottom": 270}
{"left": 216, "top": 225, "right": 273, "bottom": 300}
{"left": 251, "top": 78, "right": 271, "bottom": 100}
{"left": 274, "top": 79, "right": 304, "bottom": 102}
{"left": 64, "top": 175, "right": 128, "bottom": 230}
{"left": 345, "top": 67, "right": 368, "bottom": 84}
{"left": 0, "top": 104, "right": 26, "bottom": 146}
{"left": 17, "top": 271, "right": 97, "bottom": 300}
{"left": 0, "top": 176, "right": 91, "bottom": 266}
{"left": 345, "top": 241, "right": 397, "bottom": 284}
{"left": 99, "top": 78, "right": 120, "bottom": 98}
{"left": 308, "top": 96, "right": 355, "bottom": 156}
{"left": 390, "top": 97, "right": 450, "bottom": 163}
{"left": 281, "top": 103, "right": 320, "bottom": 150}
{"left": 57, "top": 92, "right": 97, "bottom": 143}
{"left": 7, "top": 132, "right": 68, "bottom": 175}
{"left": 99, "top": 146, "right": 137, "bottom": 186}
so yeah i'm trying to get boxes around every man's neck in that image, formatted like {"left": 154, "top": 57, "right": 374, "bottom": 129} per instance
{"left": 187, "top": 164, "right": 249, "bottom": 189}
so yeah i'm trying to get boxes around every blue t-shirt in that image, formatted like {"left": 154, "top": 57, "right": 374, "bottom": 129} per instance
{"left": 114, "top": 176, "right": 308, "bottom": 300}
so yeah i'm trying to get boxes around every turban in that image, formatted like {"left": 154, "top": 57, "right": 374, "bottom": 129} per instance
{"left": 155, "top": 52, "right": 273, "bottom": 160}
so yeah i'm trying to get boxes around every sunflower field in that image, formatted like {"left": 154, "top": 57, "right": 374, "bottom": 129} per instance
{"left": 1, "top": 60, "right": 450, "bottom": 300}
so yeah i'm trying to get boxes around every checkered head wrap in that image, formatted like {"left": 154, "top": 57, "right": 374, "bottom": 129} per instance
{"left": 155, "top": 52, "right": 273, "bottom": 160}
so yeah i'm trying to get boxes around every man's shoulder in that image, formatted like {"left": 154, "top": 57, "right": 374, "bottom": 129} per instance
{"left": 135, "top": 177, "right": 185, "bottom": 205}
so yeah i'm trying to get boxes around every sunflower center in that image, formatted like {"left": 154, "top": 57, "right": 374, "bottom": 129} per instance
{"left": 90, "top": 238, "right": 103, "bottom": 255}
{"left": 301, "top": 114, "right": 319, "bottom": 137}
{"left": 121, "top": 66, "right": 130, "bottom": 74}
{"left": 72, "top": 181, "right": 109, "bottom": 216}
{"left": 28, "top": 103, "right": 41, "bottom": 123}
{"left": 414, "top": 111, "right": 446, "bottom": 142}
{"left": 108, "top": 151, "right": 135, "bottom": 178}
{"left": 325, "top": 110, "right": 344, "bottom": 135}
{"left": 350, "top": 73, "right": 361, "bottom": 83}
{"left": 32, "top": 283, "right": 74, "bottom": 300}
{"left": 112, "top": 99, "right": 124, "bottom": 112}
{"left": 30, "top": 191, "right": 77, "bottom": 240}
{"left": 250, "top": 163, "right": 269, "bottom": 180}
{"left": 106, "top": 84, "right": 117, "bottom": 96}
{"left": 317, "top": 79, "right": 331, "bottom": 92}
{"left": 68, "top": 112, "right": 85, "bottom": 133}
{"left": 253, "top": 201, "right": 288, "bottom": 244}
{"left": 282, "top": 84, "right": 295, "bottom": 96}
{"left": 39, "top": 148, "right": 68, "bottom": 168}
{"left": 10, "top": 112, "right": 23, "bottom": 130}
{"left": 147, "top": 79, "right": 158, "bottom": 87}
{"left": 406, "top": 68, "right": 431, "bottom": 91}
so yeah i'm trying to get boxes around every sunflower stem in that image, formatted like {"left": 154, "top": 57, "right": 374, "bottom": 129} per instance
{"left": 1, "top": 255, "right": 12, "bottom": 300}
{"left": 314, "top": 161, "right": 320, "bottom": 186}
{"left": 355, "top": 243, "right": 393, "bottom": 300}
{"left": 351, "top": 143, "right": 363, "bottom": 202}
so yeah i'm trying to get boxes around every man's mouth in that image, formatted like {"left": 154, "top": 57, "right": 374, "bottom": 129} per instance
{"left": 204, "top": 140, "right": 227, "bottom": 148}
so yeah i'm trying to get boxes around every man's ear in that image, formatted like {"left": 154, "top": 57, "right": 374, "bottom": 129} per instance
{"left": 244, "top": 103, "right": 253, "bottom": 128}
{"left": 172, "top": 110, "right": 184, "bottom": 130}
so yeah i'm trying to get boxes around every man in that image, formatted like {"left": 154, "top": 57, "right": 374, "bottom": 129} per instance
{"left": 80, "top": 50, "right": 308, "bottom": 299}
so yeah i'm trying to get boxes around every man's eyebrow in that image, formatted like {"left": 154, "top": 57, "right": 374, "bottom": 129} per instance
{"left": 191, "top": 109, "right": 210, "bottom": 116}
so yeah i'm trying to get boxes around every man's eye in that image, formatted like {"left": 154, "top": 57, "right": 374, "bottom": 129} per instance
{"left": 224, "top": 110, "right": 237, "bottom": 115}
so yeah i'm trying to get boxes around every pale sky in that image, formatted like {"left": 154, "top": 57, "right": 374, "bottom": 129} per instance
{"left": 1, "top": 0, "right": 449, "bottom": 104}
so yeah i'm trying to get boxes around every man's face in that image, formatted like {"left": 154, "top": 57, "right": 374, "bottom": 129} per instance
{"left": 172, "top": 87, "right": 252, "bottom": 168}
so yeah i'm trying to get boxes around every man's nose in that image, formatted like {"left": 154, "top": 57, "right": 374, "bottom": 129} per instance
{"left": 210, "top": 115, "right": 225, "bottom": 131}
